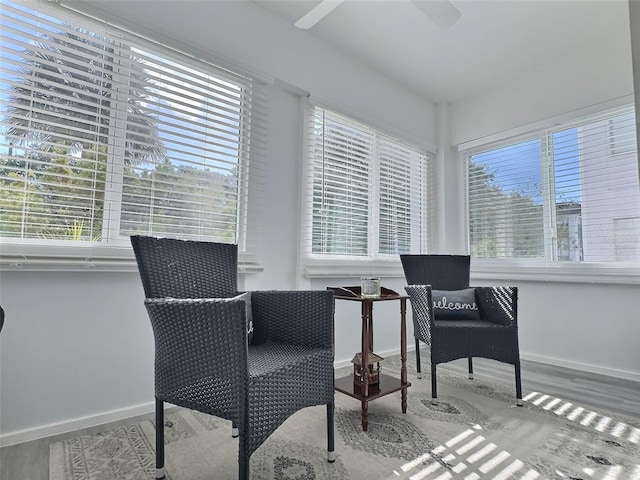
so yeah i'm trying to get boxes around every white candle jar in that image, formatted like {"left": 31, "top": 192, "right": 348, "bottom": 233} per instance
{"left": 360, "top": 277, "right": 381, "bottom": 297}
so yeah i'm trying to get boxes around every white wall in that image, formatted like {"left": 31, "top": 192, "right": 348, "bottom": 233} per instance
{"left": 0, "top": 272, "right": 153, "bottom": 441}
{"left": 450, "top": 26, "right": 633, "bottom": 146}
{"left": 0, "top": 0, "right": 434, "bottom": 445}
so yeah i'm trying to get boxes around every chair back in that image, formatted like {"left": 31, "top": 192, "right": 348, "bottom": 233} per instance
{"left": 400, "top": 254, "right": 470, "bottom": 290}
{"left": 130, "top": 235, "right": 238, "bottom": 299}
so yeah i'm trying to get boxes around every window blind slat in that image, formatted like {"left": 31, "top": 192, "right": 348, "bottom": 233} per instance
{"left": 304, "top": 105, "right": 430, "bottom": 258}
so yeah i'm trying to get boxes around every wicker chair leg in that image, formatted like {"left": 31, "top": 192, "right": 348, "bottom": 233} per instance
{"left": 155, "top": 398, "right": 165, "bottom": 479}
{"left": 468, "top": 357, "right": 474, "bottom": 380}
{"left": 232, "top": 421, "right": 239, "bottom": 438}
{"left": 431, "top": 363, "right": 438, "bottom": 405}
{"left": 515, "top": 360, "right": 523, "bottom": 406}
{"left": 327, "top": 402, "right": 335, "bottom": 462}
{"left": 415, "top": 338, "right": 422, "bottom": 379}
{"left": 239, "top": 453, "right": 249, "bottom": 480}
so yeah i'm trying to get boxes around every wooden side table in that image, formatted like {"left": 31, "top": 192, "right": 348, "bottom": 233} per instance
{"left": 328, "top": 286, "right": 411, "bottom": 431}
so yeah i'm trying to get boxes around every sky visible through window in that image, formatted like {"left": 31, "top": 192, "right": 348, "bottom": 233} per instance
{"left": 0, "top": 1, "right": 242, "bottom": 172}
{"left": 128, "top": 46, "right": 243, "bottom": 176}
{"left": 472, "top": 129, "right": 581, "bottom": 205}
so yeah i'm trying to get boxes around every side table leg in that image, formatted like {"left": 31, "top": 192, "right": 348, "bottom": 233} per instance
{"left": 401, "top": 297, "right": 408, "bottom": 414}
{"left": 360, "top": 301, "right": 371, "bottom": 431}
{"left": 361, "top": 399, "right": 368, "bottom": 431}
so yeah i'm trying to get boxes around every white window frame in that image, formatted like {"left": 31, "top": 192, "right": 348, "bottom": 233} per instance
{"left": 462, "top": 103, "right": 640, "bottom": 285}
{"left": 301, "top": 104, "right": 432, "bottom": 278}
{"left": 0, "top": 0, "right": 267, "bottom": 272}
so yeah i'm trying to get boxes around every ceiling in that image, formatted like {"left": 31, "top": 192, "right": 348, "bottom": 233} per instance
{"left": 254, "top": 0, "right": 632, "bottom": 103}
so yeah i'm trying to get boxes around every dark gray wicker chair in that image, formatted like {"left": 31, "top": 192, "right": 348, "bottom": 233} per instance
{"left": 401, "top": 254, "right": 522, "bottom": 406}
{"left": 131, "top": 235, "right": 336, "bottom": 480}
{"left": 400, "top": 254, "right": 472, "bottom": 380}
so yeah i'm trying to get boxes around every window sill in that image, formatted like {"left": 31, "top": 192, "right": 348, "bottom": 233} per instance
{"left": 302, "top": 257, "right": 640, "bottom": 285}
{"left": 302, "top": 260, "right": 405, "bottom": 279}
{"left": 471, "top": 260, "right": 640, "bottom": 285}
{"left": 0, "top": 243, "right": 263, "bottom": 273}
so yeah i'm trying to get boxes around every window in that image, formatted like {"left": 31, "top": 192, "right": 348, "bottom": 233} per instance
{"left": 465, "top": 105, "right": 640, "bottom": 264}
{"left": 0, "top": 0, "right": 266, "bottom": 265}
{"left": 303, "top": 106, "right": 430, "bottom": 263}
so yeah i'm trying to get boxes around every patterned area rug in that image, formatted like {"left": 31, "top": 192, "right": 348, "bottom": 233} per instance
{"left": 50, "top": 355, "right": 640, "bottom": 480}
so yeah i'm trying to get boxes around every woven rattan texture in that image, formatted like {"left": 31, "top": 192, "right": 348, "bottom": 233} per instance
{"left": 400, "top": 254, "right": 470, "bottom": 290}
{"left": 131, "top": 235, "right": 238, "bottom": 299}
{"left": 131, "top": 236, "right": 335, "bottom": 480}
{"left": 250, "top": 291, "right": 334, "bottom": 348}
{"left": 144, "top": 298, "right": 247, "bottom": 421}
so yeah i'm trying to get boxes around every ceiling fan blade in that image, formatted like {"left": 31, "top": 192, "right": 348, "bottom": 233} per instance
{"left": 413, "top": 0, "right": 461, "bottom": 29}
{"left": 295, "top": 0, "right": 345, "bottom": 29}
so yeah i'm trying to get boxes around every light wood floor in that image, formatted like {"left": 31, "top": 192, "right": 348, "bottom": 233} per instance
{"left": 2, "top": 352, "right": 639, "bottom": 480}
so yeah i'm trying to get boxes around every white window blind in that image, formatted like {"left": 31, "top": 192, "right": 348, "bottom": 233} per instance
{"left": 378, "top": 135, "right": 428, "bottom": 255}
{"left": 0, "top": 0, "right": 267, "bottom": 266}
{"left": 465, "top": 105, "right": 640, "bottom": 264}
{"left": 304, "top": 106, "right": 429, "bottom": 261}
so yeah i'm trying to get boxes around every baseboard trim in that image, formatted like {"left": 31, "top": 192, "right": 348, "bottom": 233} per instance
{"left": 0, "top": 401, "right": 155, "bottom": 447}
{"left": 3, "top": 346, "right": 637, "bottom": 447}
{"left": 338, "top": 347, "right": 640, "bottom": 383}
{"left": 334, "top": 345, "right": 411, "bottom": 370}
{"left": 520, "top": 353, "right": 640, "bottom": 383}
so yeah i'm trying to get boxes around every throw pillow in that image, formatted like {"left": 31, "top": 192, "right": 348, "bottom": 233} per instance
{"left": 236, "top": 292, "right": 254, "bottom": 344}
{"left": 432, "top": 288, "right": 480, "bottom": 321}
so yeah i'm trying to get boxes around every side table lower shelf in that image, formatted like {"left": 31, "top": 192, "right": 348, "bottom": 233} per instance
{"left": 335, "top": 374, "right": 411, "bottom": 400}
{"left": 335, "top": 374, "right": 411, "bottom": 431}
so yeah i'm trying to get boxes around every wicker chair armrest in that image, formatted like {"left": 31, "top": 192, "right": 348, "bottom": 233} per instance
{"left": 249, "top": 290, "right": 334, "bottom": 348}
{"left": 144, "top": 297, "right": 249, "bottom": 394}
{"left": 404, "top": 285, "right": 435, "bottom": 344}
{"left": 404, "top": 284, "right": 435, "bottom": 322}
{"left": 474, "top": 286, "right": 518, "bottom": 326}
